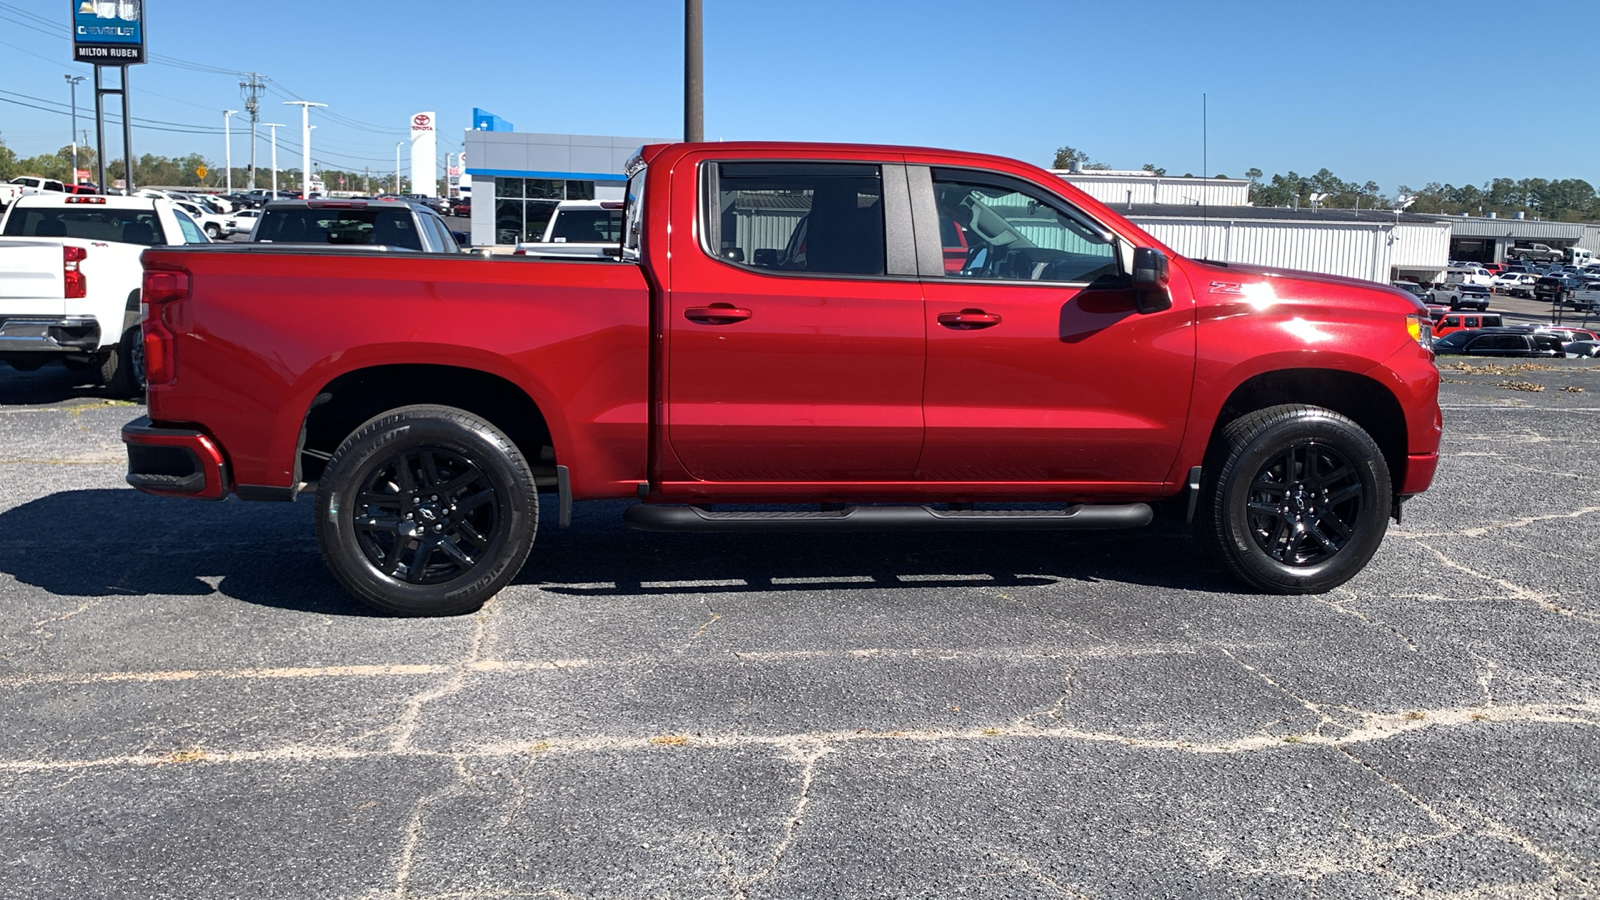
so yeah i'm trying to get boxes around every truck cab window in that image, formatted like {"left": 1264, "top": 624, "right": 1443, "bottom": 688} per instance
{"left": 931, "top": 172, "right": 1117, "bottom": 284}
{"left": 709, "top": 162, "right": 885, "bottom": 276}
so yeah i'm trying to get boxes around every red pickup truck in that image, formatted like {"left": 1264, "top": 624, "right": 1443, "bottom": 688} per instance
{"left": 124, "top": 141, "right": 1441, "bottom": 616}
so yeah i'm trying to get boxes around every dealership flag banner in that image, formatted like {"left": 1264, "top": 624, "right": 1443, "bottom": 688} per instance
{"left": 410, "top": 111, "right": 437, "bottom": 198}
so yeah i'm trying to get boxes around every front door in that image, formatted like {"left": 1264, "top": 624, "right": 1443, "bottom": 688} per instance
{"left": 913, "top": 166, "right": 1196, "bottom": 491}
{"left": 664, "top": 159, "right": 926, "bottom": 485}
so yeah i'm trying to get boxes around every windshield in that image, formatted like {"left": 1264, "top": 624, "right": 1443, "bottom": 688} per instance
{"left": 1, "top": 207, "right": 167, "bottom": 246}
{"left": 254, "top": 208, "right": 422, "bottom": 250}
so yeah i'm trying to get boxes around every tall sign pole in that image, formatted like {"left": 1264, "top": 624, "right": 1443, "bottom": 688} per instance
{"left": 685, "top": 0, "right": 702, "bottom": 142}
{"left": 73, "top": 0, "right": 146, "bottom": 193}
{"left": 282, "top": 100, "right": 326, "bottom": 198}
{"left": 65, "top": 75, "right": 85, "bottom": 182}
{"left": 223, "top": 109, "right": 236, "bottom": 192}
{"left": 263, "top": 123, "right": 284, "bottom": 197}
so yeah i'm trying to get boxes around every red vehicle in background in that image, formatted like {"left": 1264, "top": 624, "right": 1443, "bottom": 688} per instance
{"left": 124, "top": 141, "right": 1441, "bottom": 616}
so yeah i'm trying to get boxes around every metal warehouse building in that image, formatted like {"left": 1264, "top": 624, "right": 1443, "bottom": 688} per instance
{"left": 1057, "top": 170, "right": 1451, "bottom": 284}
{"left": 1417, "top": 213, "right": 1592, "bottom": 264}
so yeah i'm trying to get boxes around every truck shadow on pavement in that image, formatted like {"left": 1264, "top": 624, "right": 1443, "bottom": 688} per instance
{"left": 0, "top": 361, "right": 125, "bottom": 406}
{"left": 0, "top": 492, "right": 1238, "bottom": 616}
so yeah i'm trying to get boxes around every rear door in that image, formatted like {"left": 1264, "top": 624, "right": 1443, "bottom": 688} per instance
{"left": 662, "top": 156, "right": 926, "bottom": 485}
{"left": 910, "top": 164, "right": 1195, "bottom": 489}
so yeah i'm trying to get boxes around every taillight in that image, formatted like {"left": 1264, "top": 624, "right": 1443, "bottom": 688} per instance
{"left": 142, "top": 268, "right": 190, "bottom": 386}
{"left": 63, "top": 246, "right": 87, "bottom": 299}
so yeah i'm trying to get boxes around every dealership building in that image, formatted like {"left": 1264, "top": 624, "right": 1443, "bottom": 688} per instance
{"left": 462, "top": 118, "right": 669, "bottom": 246}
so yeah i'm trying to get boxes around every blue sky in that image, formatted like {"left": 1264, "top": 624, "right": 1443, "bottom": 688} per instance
{"left": 1, "top": 0, "right": 1594, "bottom": 193}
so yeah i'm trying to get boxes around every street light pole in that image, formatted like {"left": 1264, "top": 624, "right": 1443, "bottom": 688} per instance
{"left": 223, "top": 109, "right": 237, "bottom": 192}
{"left": 684, "top": 0, "right": 703, "bottom": 142}
{"left": 262, "top": 123, "right": 284, "bottom": 197}
{"left": 282, "top": 101, "right": 326, "bottom": 198}
{"left": 396, "top": 142, "right": 403, "bottom": 194}
{"left": 65, "top": 75, "right": 84, "bottom": 184}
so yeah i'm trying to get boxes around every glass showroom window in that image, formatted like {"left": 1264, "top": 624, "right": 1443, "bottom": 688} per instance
{"left": 491, "top": 178, "right": 599, "bottom": 243}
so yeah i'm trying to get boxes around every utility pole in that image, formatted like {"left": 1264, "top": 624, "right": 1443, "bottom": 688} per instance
{"left": 223, "top": 109, "right": 237, "bottom": 192}
{"left": 282, "top": 100, "right": 326, "bottom": 199}
{"left": 239, "top": 72, "right": 265, "bottom": 190}
{"left": 65, "top": 75, "right": 85, "bottom": 183}
{"left": 684, "top": 0, "right": 703, "bottom": 142}
{"left": 263, "top": 122, "right": 284, "bottom": 197}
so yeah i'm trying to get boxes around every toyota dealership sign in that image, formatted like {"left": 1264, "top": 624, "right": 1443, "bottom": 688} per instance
{"left": 409, "top": 111, "right": 437, "bottom": 198}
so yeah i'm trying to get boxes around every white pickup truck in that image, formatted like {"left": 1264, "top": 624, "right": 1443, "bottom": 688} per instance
{"left": 512, "top": 200, "right": 624, "bottom": 259}
{"left": 0, "top": 194, "right": 211, "bottom": 397}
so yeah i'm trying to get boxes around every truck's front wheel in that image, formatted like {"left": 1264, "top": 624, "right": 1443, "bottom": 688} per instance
{"left": 315, "top": 405, "right": 538, "bottom": 616}
{"left": 1196, "top": 405, "right": 1391, "bottom": 594}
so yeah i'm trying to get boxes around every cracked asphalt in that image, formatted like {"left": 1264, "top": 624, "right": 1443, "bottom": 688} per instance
{"left": 1, "top": 360, "right": 1597, "bottom": 899}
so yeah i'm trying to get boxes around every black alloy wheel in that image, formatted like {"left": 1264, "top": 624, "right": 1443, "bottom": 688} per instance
{"left": 1196, "top": 404, "right": 1391, "bottom": 594}
{"left": 351, "top": 447, "right": 499, "bottom": 585}
{"left": 315, "top": 405, "right": 537, "bottom": 616}
{"left": 1242, "top": 442, "right": 1363, "bottom": 567}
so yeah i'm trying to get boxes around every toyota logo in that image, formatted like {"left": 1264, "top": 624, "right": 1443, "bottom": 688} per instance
{"left": 413, "top": 114, "right": 431, "bottom": 127}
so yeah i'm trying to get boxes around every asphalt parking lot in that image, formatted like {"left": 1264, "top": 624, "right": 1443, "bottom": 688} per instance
{"left": 1, "top": 361, "right": 1597, "bottom": 899}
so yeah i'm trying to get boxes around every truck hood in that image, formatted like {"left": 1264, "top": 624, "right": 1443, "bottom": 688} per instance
{"left": 1184, "top": 259, "right": 1427, "bottom": 315}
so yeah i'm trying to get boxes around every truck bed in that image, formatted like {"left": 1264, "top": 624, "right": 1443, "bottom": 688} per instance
{"left": 140, "top": 245, "right": 652, "bottom": 497}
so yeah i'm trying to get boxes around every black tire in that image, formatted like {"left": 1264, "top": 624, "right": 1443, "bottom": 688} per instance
{"left": 1195, "top": 405, "right": 1391, "bottom": 594}
{"left": 314, "top": 405, "right": 537, "bottom": 616}
{"left": 99, "top": 324, "right": 145, "bottom": 399}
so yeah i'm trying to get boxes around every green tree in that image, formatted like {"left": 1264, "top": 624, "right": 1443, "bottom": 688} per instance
{"left": 1051, "top": 145, "right": 1108, "bottom": 170}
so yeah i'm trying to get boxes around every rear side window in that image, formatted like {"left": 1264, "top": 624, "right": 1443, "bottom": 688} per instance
{"left": 707, "top": 162, "right": 885, "bottom": 276}
{"left": 255, "top": 208, "right": 423, "bottom": 250}
{"left": 1, "top": 207, "right": 164, "bottom": 245}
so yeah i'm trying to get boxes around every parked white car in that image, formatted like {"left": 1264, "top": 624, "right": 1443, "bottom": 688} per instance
{"left": 1491, "top": 272, "right": 1538, "bottom": 297}
{"left": 512, "top": 200, "right": 624, "bottom": 259}
{"left": 9, "top": 176, "right": 70, "bottom": 196}
{"left": 227, "top": 208, "right": 260, "bottom": 236}
{"left": 1445, "top": 266, "right": 1495, "bottom": 287}
{"left": 0, "top": 194, "right": 211, "bottom": 395}
{"left": 173, "top": 199, "right": 233, "bottom": 240}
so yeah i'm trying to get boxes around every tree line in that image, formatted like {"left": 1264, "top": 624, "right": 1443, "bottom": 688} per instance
{"left": 1053, "top": 145, "right": 1599, "bottom": 222}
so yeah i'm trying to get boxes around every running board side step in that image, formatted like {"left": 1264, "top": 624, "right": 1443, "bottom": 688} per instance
{"left": 624, "top": 503, "right": 1152, "bottom": 533}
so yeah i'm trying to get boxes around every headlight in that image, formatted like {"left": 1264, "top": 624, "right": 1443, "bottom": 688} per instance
{"left": 1406, "top": 314, "right": 1433, "bottom": 351}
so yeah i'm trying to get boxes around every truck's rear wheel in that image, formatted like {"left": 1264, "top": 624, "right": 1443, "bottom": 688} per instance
{"left": 100, "top": 325, "right": 145, "bottom": 399}
{"left": 1196, "top": 405, "right": 1391, "bottom": 594}
{"left": 314, "top": 405, "right": 538, "bottom": 616}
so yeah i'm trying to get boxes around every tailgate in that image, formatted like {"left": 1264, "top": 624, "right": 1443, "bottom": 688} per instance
{"left": 0, "top": 239, "right": 68, "bottom": 316}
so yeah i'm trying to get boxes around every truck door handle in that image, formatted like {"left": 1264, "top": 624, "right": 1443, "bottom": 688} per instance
{"left": 937, "top": 309, "right": 1002, "bottom": 329}
{"left": 684, "top": 303, "right": 753, "bottom": 324}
